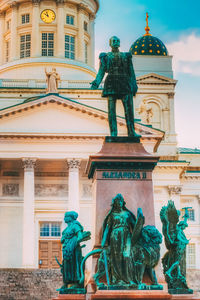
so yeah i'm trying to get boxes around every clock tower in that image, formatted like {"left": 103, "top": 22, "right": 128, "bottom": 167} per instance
{"left": 0, "top": 0, "right": 99, "bottom": 81}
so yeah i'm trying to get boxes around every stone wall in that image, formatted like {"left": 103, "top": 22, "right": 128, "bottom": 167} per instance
{"left": 0, "top": 268, "right": 199, "bottom": 299}
{"left": 0, "top": 269, "right": 62, "bottom": 300}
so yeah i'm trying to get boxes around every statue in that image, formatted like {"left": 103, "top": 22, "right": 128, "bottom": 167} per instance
{"left": 91, "top": 36, "right": 140, "bottom": 138}
{"left": 56, "top": 211, "right": 91, "bottom": 294}
{"left": 45, "top": 67, "right": 60, "bottom": 94}
{"left": 160, "top": 200, "right": 193, "bottom": 294}
{"left": 80, "top": 194, "right": 162, "bottom": 290}
{"left": 138, "top": 102, "right": 153, "bottom": 124}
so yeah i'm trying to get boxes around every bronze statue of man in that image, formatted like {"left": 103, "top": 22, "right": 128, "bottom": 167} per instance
{"left": 91, "top": 36, "right": 140, "bottom": 138}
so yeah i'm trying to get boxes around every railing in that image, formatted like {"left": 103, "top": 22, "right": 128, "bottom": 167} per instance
{"left": 0, "top": 79, "right": 104, "bottom": 89}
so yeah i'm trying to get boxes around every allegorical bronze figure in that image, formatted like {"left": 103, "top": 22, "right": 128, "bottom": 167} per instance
{"left": 56, "top": 211, "right": 91, "bottom": 294}
{"left": 91, "top": 36, "right": 140, "bottom": 138}
{"left": 160, "top": 201, "right": 193, "bottom": 294}
{"left": 80, "top": 194, "right": 163, "bottom": 290}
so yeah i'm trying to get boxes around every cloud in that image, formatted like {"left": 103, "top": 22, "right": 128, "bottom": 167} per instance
{"left": 167, "top": 34, "right": 200, "bottom": 75}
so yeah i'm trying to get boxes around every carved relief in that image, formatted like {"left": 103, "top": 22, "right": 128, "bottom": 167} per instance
{"left": 35, "top": 184, "right": 68, "bottom": 197}
{"left": 3, "top": 184, "right": 19, "bottom": 196}
{"left": 168, "top": 185, "right": 182, "bottom": 196}
{"left": 82, "top": 183, "right": 92, "bottom": 199}
{"left": 138, "top": 102, "right": 153, "bottom": 124}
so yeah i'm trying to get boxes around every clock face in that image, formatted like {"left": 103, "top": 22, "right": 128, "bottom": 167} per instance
{"left": 41, "top": 9, "right": 56, "bottom": 23}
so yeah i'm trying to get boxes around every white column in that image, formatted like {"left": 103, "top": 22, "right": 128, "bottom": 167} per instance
{"left": 162, "top": 108, "right": 169, "bottom": 134}
{"left": 77, "top": 5, "right": 85, "bottom": 62}
{"left": 168, "top": 92, "right": 176, "bottom": 134}
{"left": 0, "top": 13, "right": 4, "bottom": 65}
{"left": 56, "top": 0, "right": 65, "bottom": 58}
{"left": 67, "top": 159, "right": 81, "bottom": 214}
{"left": 32, "top": 0, "right": 40, "bottom": 57}
{"left": 22, "top": 158, "right": 36, "bottom": 268}
{"left": 10, "top": 2, "right": 18, "bottom": 61}
{"left": 89, "top": 14, "right": 95, "bottom": 67}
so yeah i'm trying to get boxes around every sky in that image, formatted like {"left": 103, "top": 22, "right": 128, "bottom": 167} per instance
{"left": 94, "top": 0, "right": 200, "bottom": 148}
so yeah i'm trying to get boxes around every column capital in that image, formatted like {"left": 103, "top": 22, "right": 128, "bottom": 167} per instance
{"left": 168, "top": 92, "right": 175, "bottom": 98}
{"left": 89, "top": 13, "right": 96, "bottom": 21}
{"left": 77, "top": 3, "right": 87, "bottom": 13}
{"left": 32, "top": 0, "right": 40, "bottom": 5}
{"left": 10, "top": 1, "right": 18, "bottom": 9}
{"left": 0, "top": 11, "right": 5, "bottom": 18}
{"left": 22, "top": 158, "right": 37, "bottom": 170}
{"left": 56, "top": 0, "right": 64, "bottom": 5}
{"left": 67, "top": 159, "right": 81, "bottom": 170}
{"left": 168, "top": 185, "right": 182, "bottom": 196}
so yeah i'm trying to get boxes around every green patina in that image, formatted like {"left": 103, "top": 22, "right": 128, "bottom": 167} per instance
{"left": 82, "top": 194, "right": 163, "bottom": 290}
{"left": 102, "top": 171, "right": 147, "bottom": 179}
{"left": 160, "top": 200, "right": 193, "bottom": 294}
{"left": 56, "top": 211, "right": 91, "bottom": 294}
{"left": 91, "top": 36, "right": 141, "bottom": 139}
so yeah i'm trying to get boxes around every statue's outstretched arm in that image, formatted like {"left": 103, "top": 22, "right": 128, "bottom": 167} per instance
{"left": 91, "top": 53, "right": 106, "bottom": 89}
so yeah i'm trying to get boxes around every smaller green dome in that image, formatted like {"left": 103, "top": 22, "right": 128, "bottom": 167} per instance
{"left": 130, "top": 35, "right": 168, "bottom": 56}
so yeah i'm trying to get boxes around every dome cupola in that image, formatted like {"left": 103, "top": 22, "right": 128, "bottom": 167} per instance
{"left": 130, "top": 13, "right": 168, "bottom": 56}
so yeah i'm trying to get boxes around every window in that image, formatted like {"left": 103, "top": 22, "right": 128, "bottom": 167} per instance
{"left": 84, "top": 21, "right": 88, "bottom": 31}
{"left": 40, "top": 222, "right": 61, "bottom": 237}
{"left": 187, "top": 244, "right": 196, "bottom": 269}
{"left": 6, "top": 20, "right": 11, "bottom": 30}
{"left": 42, "top": 33, "right": 54, "bottom": 56}
{"left": 20, "top": 34, "right": 31, "bottom": 58}
{"left": 21, "top": 14, "right": 30, "bottom": 24}
{"left": 85, "top": 42, "right": 88, "bottom": 64}
{"left": 181, "top": 208, "right": 195, "bottom": 221}
{"left": 65, "top": 35, "right": 75, "bottom": 60}
{"left": 66, "top": 15, "right": 74, "bottom": 25}
{"left": 5, "top": 41, "right": 10, "bottom": 62}
{"left": 188, "top": 209, "right": 195, "bottom": 221}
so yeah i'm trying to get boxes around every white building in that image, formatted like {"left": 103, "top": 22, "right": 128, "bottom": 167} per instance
{"left": 0, "top": 0, "right": 199, "bottom": 292}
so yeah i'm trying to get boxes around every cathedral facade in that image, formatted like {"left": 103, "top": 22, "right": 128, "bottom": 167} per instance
{"left": 0, "top": 0, "right": 199, "bottom": 291}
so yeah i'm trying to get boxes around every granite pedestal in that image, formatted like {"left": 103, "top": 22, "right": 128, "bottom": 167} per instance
{"left": 91, "top": 290, "right": 171, "bottom": 300}
{"left": 86, "top": 137, "right": 159, "bottom": 247}
{"left": 52, "top": 295, "right": 85, "bottom": 300}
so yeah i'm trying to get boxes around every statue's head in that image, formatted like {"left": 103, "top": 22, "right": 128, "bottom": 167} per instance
{"left": 109, "top": 36, "right": 120, "bottom": 49}
{"left": 111, "top": 193, "right": 125, "bottom": 210}
{"left": 64, "top": 211, "right": 78, "bottom": 223}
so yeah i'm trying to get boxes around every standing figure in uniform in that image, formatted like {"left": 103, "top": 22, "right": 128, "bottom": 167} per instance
{"left": 91, "top": 36, "right": 140, "bottom": 138}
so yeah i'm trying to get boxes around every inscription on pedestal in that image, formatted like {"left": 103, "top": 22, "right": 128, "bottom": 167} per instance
{"left": 99, "top": 171, "right": 151, "bottom": 180}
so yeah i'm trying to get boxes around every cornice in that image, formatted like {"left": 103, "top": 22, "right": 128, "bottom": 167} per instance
{"left": 0, "top": 134, "right": 105, "bottom": 140}
{"left": 136, "top": 73, "right": 177, "bottom": 86}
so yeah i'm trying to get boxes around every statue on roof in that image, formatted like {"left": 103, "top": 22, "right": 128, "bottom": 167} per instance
{"left": 91, "top": 36, "right": 140, "bottom": 140}
{"left": 45, "top": 68, "right": 60, "bottom": 94}
{"left": 160, "top": 200, "right": 193, "bottom": 294}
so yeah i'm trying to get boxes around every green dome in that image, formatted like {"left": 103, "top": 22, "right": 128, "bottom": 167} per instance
{"left": 130, "top": 35, "right": 168, "bottom": 56}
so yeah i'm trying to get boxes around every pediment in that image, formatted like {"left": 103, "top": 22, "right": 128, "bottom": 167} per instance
{"left": 137, "top": 73, "right": 177, "bottom": 85}
{"left": 0, "top": 94, "right": 164, "bottom": 140}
